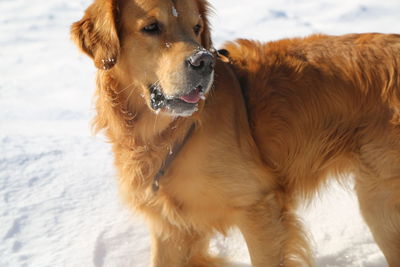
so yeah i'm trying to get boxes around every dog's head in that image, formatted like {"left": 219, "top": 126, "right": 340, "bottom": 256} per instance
{"left": 71, "top": 0, "right": 214, "bottom": 117}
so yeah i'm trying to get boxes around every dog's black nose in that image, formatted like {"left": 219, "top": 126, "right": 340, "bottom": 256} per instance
{"left": 188, "top": 52, "right": 215, "bottom": 74}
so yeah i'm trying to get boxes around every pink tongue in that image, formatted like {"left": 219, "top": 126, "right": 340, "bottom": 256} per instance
{"left": 179, "top": 88, "right": 201, "bottom": 104}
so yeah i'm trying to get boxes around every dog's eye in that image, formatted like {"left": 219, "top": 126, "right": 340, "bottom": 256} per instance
{"left": 142, "top": 23, "right": 161, "bottom": 35}
{"left": 193, "top": 24, "right": 202, "bottom": 36}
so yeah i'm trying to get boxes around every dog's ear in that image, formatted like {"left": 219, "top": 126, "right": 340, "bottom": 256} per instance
{"left": 197, "top": 0, "right": 213, "bottom": 50}
{"left": 71, "top": 0, "right": 120, "bottom": 70}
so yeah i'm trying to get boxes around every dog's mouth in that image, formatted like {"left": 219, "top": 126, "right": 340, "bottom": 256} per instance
{"left": 149, "top": 71, "right": 215, "bottom": 117}
{"left": 178, "top": 86, "right": 203, "bottom": 104}
{"left": 149, "top": 84, "right": 206, "bottom": 117}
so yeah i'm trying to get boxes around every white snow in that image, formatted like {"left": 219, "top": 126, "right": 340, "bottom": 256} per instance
{"left": 1, "top": 0, "right": 399, "bottom": 266}
{"left": 172, "top": 6, "right": 179, "bottom": 18}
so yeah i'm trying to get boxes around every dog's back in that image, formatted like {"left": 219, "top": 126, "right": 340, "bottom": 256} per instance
{"left": 225, "top": 33, "right": 400, "bottom": 265}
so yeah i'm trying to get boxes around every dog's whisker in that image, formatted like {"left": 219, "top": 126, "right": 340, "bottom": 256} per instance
{"left": 153, "top": 109, "right": 159, "bottom": 132}
{"left": 118, "top": 81, "right": 136, "bottom": 94}
{"left": 124, "top": 85, "right": 135, "bottom": 105}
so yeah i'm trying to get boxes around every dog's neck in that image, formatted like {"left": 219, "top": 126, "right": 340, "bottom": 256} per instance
{"left": 92, "top": 71, "right": 200, "bottom": 192}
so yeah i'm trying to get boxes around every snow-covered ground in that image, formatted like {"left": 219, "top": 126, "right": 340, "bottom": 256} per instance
{"left": 1, "top": 0, "right": 399, "bottom": 266}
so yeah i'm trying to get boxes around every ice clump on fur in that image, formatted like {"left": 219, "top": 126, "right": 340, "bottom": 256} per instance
{"left": 172, "top": 6, "right": 178, "bottom": 17}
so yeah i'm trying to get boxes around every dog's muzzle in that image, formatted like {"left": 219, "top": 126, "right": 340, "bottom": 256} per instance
{"left": 149, "top": 49, "right": 215, "bottom": 117}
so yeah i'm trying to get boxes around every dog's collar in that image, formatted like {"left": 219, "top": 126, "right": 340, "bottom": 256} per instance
{"left": 152, "top": 123, "right": 196, "bottom": 192}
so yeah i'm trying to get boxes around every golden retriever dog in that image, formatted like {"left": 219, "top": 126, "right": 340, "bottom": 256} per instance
{"left": 71, "top": 0, "right": 400, "bottom": 266}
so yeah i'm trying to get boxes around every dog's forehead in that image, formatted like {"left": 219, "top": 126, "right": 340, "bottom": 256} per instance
{"left": 126, "top": 0, "right": 200, "bottom": 17}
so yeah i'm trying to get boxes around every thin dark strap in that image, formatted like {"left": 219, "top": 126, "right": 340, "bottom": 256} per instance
{"left": 152, "top": 124, "right": 196, "bottom": 192}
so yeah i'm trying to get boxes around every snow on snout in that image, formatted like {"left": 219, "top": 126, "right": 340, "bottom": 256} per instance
{"left": 194, "top": 47, "right": 214, "bottom": 58}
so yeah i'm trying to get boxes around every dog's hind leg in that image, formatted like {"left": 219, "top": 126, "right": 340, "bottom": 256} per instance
{"left": 355, "top": 135, "right": 400, "bottom": 267}
{"left": 355, "top": 175, "right": 400, "bottom": 266}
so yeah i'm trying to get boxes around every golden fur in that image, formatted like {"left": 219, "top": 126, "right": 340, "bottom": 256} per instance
{"left": 71, "top": 0, "right": 400, "bottom": 266}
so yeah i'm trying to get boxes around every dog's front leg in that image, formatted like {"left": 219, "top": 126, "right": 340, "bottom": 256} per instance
{"left": 236, "top": 192, "right": 285, "bottom": 267}
{"left": 150, "top": 224, "right": 223, "bottom": 267}
{"left": 236, "top": 192, "right": 313, "bottom": 267}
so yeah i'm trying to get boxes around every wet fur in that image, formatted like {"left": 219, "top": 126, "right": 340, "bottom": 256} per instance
{"left": 71, "top": 0, "right": 400, "bottom": 266}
